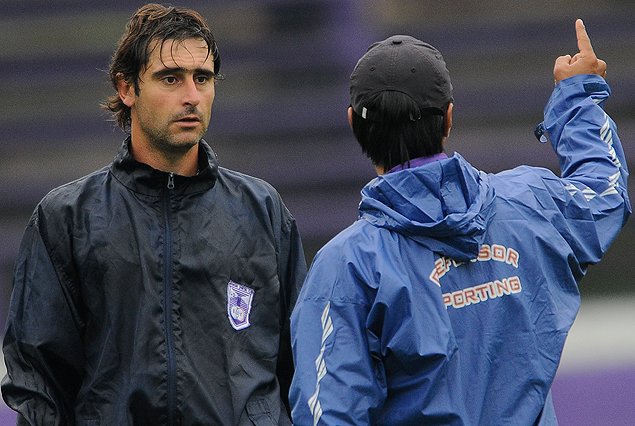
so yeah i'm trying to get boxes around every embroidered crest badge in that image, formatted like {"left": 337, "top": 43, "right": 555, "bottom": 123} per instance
{"left": 227, "top": 280, "right": 255, "bottom": 331}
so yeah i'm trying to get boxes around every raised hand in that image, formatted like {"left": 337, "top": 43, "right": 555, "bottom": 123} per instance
{"left": 553, "top": 19, "right": 607, "bottom": 85}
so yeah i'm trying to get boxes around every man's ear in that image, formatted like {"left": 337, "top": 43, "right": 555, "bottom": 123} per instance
{"left": 116, "top": 73, "right": 136, "bottom": 107}
{"left": 348, "top": 106, "right": 354, "bottom": 129}
{"left": 444, "top": 103, "right": 453, "bottom": 138}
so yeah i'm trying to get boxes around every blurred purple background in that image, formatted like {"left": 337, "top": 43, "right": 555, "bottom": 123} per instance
{"left": 1, "top": 1, "right": 634, "bottom": 424}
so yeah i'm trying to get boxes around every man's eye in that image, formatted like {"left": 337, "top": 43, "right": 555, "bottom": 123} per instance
{"left": 163, "top": 76, "right": 177, "bottom": 84}
{"left": 196, "top": 76, "right": 209, "bottom": 84}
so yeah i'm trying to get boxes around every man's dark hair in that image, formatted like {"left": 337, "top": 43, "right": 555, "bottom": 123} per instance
{"left": 102, "top": 3, "right": 222, "bottom": 131}
{"left": 351, "top": 90, "right": 447, "bottom": 171}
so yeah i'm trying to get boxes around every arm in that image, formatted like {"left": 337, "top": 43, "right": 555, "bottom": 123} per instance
{"left": 538, "top": 20, "right": 630, "bottom": 263}
{"left": 276, "top": 206, "right": 308, "bottom": 414}
{"left": 289, "top": 298, "right": 385, "bottom": 426}
{"left": 1, "top": 210, "right": 84, "bottom": 425}
{"left": 289, "top": 246, "right": 386, "bottom": 426}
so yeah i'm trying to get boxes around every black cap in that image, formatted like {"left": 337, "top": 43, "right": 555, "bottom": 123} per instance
{"left": 350, "top": 35, "right": 453, "bottom": 122}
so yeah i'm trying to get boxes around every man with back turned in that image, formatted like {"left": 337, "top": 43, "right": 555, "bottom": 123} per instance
{"left": 289, "top": 20, "right": 630, "bottom": 425}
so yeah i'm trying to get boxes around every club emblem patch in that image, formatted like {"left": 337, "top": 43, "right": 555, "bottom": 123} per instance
{"left": 227, "top": 281, "right": 254, "bottom": 331}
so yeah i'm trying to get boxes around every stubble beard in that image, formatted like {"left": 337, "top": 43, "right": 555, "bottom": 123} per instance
{"left": 141, "top": 114, "right": 209, "bottom": 159}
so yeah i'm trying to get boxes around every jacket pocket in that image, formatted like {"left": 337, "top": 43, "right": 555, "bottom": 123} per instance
{"left": 246, "top": 397, "right": 277, "bottom": 426}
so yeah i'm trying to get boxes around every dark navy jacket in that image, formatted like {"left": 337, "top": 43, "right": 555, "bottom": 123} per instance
{"left": 2, "top": 138, "right": 307, "bottom": 425}
{"left": 289, "top": 75, "right": 630, "bottom": 425}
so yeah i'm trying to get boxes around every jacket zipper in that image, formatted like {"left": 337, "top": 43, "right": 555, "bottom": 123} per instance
{"left": 163, "top": 172, "right": 177, "bottom": 424}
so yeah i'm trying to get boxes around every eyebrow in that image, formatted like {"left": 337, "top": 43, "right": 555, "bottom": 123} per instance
{"left": 151, "top": 67, "right": 216, "bottom": 80}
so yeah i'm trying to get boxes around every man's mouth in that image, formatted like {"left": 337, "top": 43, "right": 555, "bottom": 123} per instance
{"left": 176, "top": 115, "right": 200, "bottom": 123}
{"left": 174, "top": 115, "right": 202, "bottom": 128}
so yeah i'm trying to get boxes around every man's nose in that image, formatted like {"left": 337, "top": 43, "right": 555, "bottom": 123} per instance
{"left": 182, "top": 79, "right": 201, "bottom": 106}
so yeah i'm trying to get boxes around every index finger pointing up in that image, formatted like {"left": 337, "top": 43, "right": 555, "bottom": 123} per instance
{"left": 576, "top": 19, "right": 594, "bottom": 55}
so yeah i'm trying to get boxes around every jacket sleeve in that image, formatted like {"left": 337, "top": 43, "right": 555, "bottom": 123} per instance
{"left": 538, "top": 74, "right": 630, "bottom": 265}
{"left": 289, "top": 297, "right": 384, "bottom": 426}
{"left": 289, "top": 245, "right": 387, "bottom": 426}
{"left": 275, "top": 202, "right": 308, "bottom": 414}
{"left": 1, "top": 209, "right": 84, "bottom": 425}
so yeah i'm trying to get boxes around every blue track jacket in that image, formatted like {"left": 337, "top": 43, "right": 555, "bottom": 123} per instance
{"left": 289, "top": 74, "right": 630, "bottom": 425}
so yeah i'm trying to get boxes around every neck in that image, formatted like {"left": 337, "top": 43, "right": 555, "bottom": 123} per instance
{"left": 129, "top": 139, "right": 200, "bottom": 176}
{"left": 383, "top": 152, "right": 448, "bottom": 175}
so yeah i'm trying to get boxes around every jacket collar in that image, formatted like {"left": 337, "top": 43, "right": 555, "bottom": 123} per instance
{"left": 110, "top": 136, "right": 219, "bottom": 196}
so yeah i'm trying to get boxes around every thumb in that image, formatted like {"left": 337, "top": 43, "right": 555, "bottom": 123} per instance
{"left": 554, "top": 54, "right": 572, "bottom": 69}
{"left": 553, "top": 55, "right": 572, "bottom": 85}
